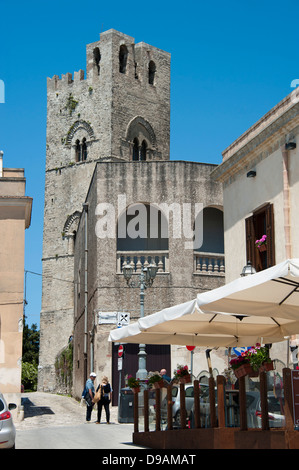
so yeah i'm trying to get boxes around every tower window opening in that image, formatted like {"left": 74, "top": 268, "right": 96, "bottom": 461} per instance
{"left": 75, "top": 138, "right": 88, "bottom": 162}
{"left": 148, "top": 61, "right": 156, "bottom": 85}
{"left": 133, "top": 138, "right": 139, "bottom": 161}
{"left": 119, "top": 45, "right": 128, "bottom": 74}
{"left": 140, "top": 140, "right": 147, "bottom": 161}
{"left": 93, "top": 47, "right": 101, "bottom": 75}
{"left": 132, "top": 138, "right": 147, "bottom": 161}
{"left": 82, "top": 138, "right": 87, "bottom": 161}
{"left": 75, "top": 139, "right": 81, "bottom": 162}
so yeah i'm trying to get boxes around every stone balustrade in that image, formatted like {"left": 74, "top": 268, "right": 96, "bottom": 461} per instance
{"left": 116, "top": 251, "right": 225, "bottom": 276}
{"left": 193, "top": 252, "right": 225, "bottom": 275}
{"left": 116, "top": 251, "right": 169, "bottom": 274}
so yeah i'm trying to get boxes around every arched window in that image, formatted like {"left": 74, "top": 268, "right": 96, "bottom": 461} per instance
{"left": 119, "top": 45, "right": 128, "bottom": 74}
{"left": 75, "top": 139, "right": 81, "bottom": 162}
{"left": 195, "top": 207, "right": 224, "bottom": 253}
{"left": 93, "top": 47, "right": 101, "bottom": 75}
{"left": 82, "top": 138, "right": 87, "bottom": 161}
{"left": 117, "top": 204, "right": 168, "bottom": 252}
{"left": 140, "top": 140, "right": 147, "bottom": 161}
{"left": 133, "top": 138, "right": 139, "bottom": 161}
{"left": 75, "top": 138, "right": 88, "bottom": 162}
{"left": 148, "top": 61, "right": 156, "bottom": 85}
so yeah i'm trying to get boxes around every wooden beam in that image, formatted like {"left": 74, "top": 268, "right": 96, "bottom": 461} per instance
{"left": 217, "top": 375, "right": 226, "bottom": 428}
{"left": 193, "top": 379, "right": 201, "bottom": 428}
{"left": 209, "top": 376, "right": 217, "bottom": 428}
{"left": 238, "top": 376, "right": 247, "bottom": 431}
{"left": 260, "top": 371, "right": 269, "bottom": 431}
{"left": 180, "top": 382, "right": 187, "bottom": 429}
{"left": 167, "top": 384, "right": 173, "bottom": 430}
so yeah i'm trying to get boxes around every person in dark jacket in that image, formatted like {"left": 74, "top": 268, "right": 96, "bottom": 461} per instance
{"left": 85, "top": 372, "right": 96, "bottom": 422}
{"left": 96, "top": 376, "right": 112, "bottom": 424}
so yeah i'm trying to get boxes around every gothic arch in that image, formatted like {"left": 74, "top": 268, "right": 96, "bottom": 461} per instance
{"left": 66, "top": 120, "right": 95, "bottom": 145}
{"left": 125, "top": 116, "right": 157, "bottom": 148}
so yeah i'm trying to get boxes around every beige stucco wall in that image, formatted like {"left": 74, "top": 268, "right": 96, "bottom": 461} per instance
{"left": 0, "top": 167, "right": 32, "bottom": 418}
{"left": 212, "top": 91, "right": 299, "bottom": 371}
{"left": 223, "top": 147, "right": 285, "bottom": 282}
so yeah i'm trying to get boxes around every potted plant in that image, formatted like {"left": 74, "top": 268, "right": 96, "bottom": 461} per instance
{"left": 147, "top": 371, "right": 164, "bottom": 389}
{"left": 127, "top": 375, "right": 141, "bottom": 393}
{"left": 248, "top": 343, "right": 274, "bottom": 373}
{"left": 173, "top": 365, "right": 191, "bottom": 383}
{"left": 255, "top": 234, "right": 267, "bottom": 252}
{"left": 229, "top": 351, "right": 258, "bottom": 378}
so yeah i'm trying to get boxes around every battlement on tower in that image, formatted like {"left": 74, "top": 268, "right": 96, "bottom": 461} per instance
{"left": 47, "top": 70, "right": 86, "bottom": 91}
{"left": 47, "top": 29, "right": 170, "bottom": 93}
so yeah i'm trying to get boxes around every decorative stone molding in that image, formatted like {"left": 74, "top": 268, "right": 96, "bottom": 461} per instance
{"left": 63, "top": 211, "right": 81, "bottom": 235}
{"left": 65, "top": 120, "right": 95, "bottom": 145}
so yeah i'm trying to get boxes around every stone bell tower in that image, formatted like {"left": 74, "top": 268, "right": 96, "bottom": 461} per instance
{"left": 38, "top": 29, "right": 171, "bottom": 391}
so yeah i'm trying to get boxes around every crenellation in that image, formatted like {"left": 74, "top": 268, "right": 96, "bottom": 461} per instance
{"left": 74, "top": 69, "right": 85, "bottom": 82}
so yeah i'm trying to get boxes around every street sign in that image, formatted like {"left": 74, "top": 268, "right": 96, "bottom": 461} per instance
{"left": 118, "top": 357, "right": 123, "bottom": 371}
{"left": 117, "top": 311, "right": 130, "bottom": 327}
{"left": 118, "top": 345, "right": 124, "bottom": 357}
{"left": 98, "top": 311, "right": 130, "bottom": 326}
{"left": 186, "top": 345, "right": 195, "bottom": 351}
{"left": 98, "top": 311, "right": 117, "bottom": 324}
{"left": 232, "top": 347, "right": 250, "bottom": 357}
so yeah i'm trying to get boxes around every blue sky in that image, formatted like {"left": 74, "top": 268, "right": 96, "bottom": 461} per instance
{"left": 1, "top": 0, "right": 299, "bottom": 328}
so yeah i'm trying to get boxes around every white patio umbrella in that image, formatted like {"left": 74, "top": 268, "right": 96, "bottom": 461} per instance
{"left": 108, "top": 259, "right": 299, "bottom": 347}
{"left": 196, "top": 258, "right": 299, "bottom": 321}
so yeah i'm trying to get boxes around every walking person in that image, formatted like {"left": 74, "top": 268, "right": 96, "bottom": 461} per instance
{"left": 85, "top": 372, "right": 97, "bottom": 422}
{"left": 160, "top": 368, "right": 171, "bottom": 383}
{"left": 96, "top": 376, "right": 112, "bottom": 424}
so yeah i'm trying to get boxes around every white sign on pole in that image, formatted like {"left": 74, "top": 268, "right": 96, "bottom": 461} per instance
{"left": 98, "top": 312, "right": 117, "bottom": 324}
{"left": 98, "top": 311, "right": 130, "bottom": 326}
{"left": 118, "top": 357, "right": 123, "bottom": 371}
{"left": 117, "top": 312, "right": 130, "bottom": 327}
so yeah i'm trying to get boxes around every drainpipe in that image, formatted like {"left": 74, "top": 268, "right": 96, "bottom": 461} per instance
{"left": 282, "top": 144, "right": 294, "bottom": 364}
{"left": 282, "top": 145, "right": 292, "bottom": 259}
{"left": 0, "top": 150, "right": 3, "bottom": 177}
{"left": 83, "top": 202, "right": 89, "bottom": 383}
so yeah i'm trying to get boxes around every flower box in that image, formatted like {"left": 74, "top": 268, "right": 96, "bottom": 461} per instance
{"left": 234, "top": 363, "right": 258, "bottom": 379}
{"left": 132, "top": 387, "right": 140, "bottom": 394}
{"left": 179, "top": 374, "right": 191, "bottom": 384}
{"left": 259, "top": 360, "right": 274, "bottom": 373}
{"left": 258, "top": 244, "right": 267, "bottom": 252}
{"left": 153, "top": 380, "right": 164, "bottom": 389}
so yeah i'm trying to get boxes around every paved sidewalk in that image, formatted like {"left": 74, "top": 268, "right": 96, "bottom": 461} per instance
{"left": 15, "top": 392, "right": 120, "bottom": 430}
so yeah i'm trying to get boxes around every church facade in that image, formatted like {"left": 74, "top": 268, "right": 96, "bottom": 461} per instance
{"left": 38, "top": 30, "right": 225, "bottom": 396}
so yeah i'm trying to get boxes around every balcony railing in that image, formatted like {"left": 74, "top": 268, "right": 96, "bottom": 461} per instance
{"left": 116, "top": 251, "right": 225, "bottom": 275}
{"left": 117, "top": 251, "right": 169, "bottom": 274}
{"left": 193, "top": 252, "right": 225, "bottom": 275}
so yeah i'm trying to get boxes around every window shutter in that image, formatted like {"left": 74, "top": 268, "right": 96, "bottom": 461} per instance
{"left": 245, "top": 215, "right": 256, "bottom": 269}
{"left": 266, "top": 203, "right": 275, "bottom": 267}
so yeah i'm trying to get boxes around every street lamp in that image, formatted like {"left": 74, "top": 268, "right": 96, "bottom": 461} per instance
{"left": 122, "top": 260, "right": 158, "bottom": 385}
{"left": 240, "top": 260, "right": 256, "bottom": 277}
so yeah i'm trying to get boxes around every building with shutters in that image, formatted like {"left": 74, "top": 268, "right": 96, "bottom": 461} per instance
{"left": 211, "top": 85, "right": 299, "bottom": 367}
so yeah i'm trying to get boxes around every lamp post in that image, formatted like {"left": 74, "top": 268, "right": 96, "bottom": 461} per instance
{"left": 122, "top": 261, "right": 158, "bottom": 386}
{"left": 240, "top": 260, "right": 256, "bottom": 277}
